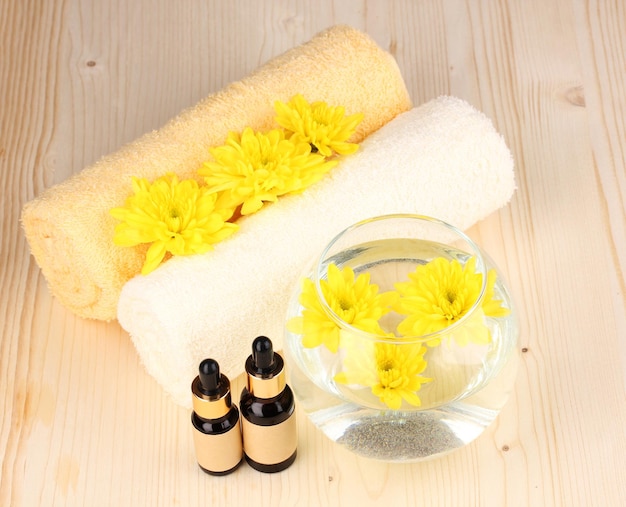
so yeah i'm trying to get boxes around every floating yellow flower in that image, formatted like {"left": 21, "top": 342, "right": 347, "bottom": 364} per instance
{"left": 199, "top": 127, "right": 336, "bottom": 216}
{"left": 482, "top": 268, "right": 512, "bottom": 318}
{"left": 287, "top": 264, "right": 397, "bottom": 353}
{"left": 335, "top": 341, "right": 432, "bottom": 409}
{"left": 274, "top": 94, "right": 364, "bottom": 157}
{"left": 110, "top": 173, "right": 238, "bottom": 275}
{"left": 394, "top": 257, "right": 510, "bottom": 346}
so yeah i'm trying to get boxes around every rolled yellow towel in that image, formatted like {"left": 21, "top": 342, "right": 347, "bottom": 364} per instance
{"left": 21, "top": 25, "right": 412, "bottom": 320}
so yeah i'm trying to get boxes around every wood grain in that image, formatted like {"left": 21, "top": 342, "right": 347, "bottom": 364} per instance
{"left": 1, "top": 0, "right": 625, "bottom": 505}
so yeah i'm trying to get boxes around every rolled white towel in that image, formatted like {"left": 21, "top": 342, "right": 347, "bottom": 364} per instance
{"left": 118, "top": 96, "right": 516, "bottom": 407}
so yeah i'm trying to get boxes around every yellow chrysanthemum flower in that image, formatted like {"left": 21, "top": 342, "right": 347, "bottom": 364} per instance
{"left": 335, "top": 341, "right": 432, "bottom": 410}
{"left": 394, "top": 257, "right": 510, "bottom": 346}
{"left": 110, "top": 173, "right": 238, "bottom": 275}
{"left": 199, "top": 127, "right": 336, "bottom": 216}
{"left": 274, "top": 94, "right": 364, "bottom": 157}
{"left": 482, "top": 268, "right": 513, "bottom": 318}
{"left": 287, "top": 264, "right": 398, "bottom": 353}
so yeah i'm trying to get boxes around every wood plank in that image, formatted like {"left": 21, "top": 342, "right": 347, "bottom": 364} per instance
{"left": 1, "top": 0, "right": 625, "bottom": 505}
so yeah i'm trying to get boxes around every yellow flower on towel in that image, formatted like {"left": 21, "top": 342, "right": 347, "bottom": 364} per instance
{"left": 110, "top": 174, "right": 238, "bottom": 275}
{"left": 334, "top": 341, "right": 432, "bottom": 410}
{"left": 199, "top": 127, "right": 336, "bottom": 215}
{"left": 287, "top": 264, "right": 397, "bottom": 353}
{"left": 274, "top": 94, "right": 363, "bottom": 157}
{"left": 394, "top": 257, "right": 510, "bottom": 346}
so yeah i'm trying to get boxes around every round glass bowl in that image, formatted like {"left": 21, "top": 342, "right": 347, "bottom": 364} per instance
{"left": 284, "top": 214, "right": 519, "bottom": 462}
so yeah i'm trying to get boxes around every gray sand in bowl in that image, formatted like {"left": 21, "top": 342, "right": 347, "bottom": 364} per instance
{"left": 337, "top": 416, "right": 463, "bottom": 461}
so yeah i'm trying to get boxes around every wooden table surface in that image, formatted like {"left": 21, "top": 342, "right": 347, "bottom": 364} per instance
{"left": 2, "top": 1, "right": 625, "bottom": 506}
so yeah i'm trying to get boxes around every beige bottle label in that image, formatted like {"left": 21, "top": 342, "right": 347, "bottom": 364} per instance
{"left": 241, "top": 414, "right": 297, "bottom": 465}
{"left": 193, "top": 426, "right": 243, "bottom": 473}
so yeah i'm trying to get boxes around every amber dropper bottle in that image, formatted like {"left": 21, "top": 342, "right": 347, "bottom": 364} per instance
{"left": 191, "top": 358, "right": 243, "bottom": 475}
{"left": 240, "top": 336, "right": 297, "bottom": 473}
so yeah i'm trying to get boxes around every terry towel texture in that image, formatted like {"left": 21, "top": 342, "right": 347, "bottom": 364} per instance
{"left": 21, "top": 25, "right": 412, "bottom": 321}
{"left": 118, "top": 96, "right": 516, "bottom": 407}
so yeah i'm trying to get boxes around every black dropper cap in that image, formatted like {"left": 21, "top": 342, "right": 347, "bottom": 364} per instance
{"left": 252, "top": 336, "right": 276, "bottom": 373}
{"left": 198, "top": 358, "right": 221, "bottom": 396}
{"left": 245, "top": 336, "right": 286, "bottom": 398}
{"left": 191, "top": 358, "right": 232, "bottom": 419}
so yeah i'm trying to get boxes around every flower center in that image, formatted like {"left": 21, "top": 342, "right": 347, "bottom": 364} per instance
{"left": 379, "top": 359, "right": 394, "bottom": 372}
{"left": 338, "top": 297, "right": 352, "bottom": 311}
{"left": 166, "top": 207, "right": 183, "bottom": 235}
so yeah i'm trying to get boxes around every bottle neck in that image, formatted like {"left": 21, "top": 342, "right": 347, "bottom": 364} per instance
{"left": 192, "top": 376, "right": 232, "bottom": 419}
{"left": 246, "top": 365, "right": 286, "bottom": 398}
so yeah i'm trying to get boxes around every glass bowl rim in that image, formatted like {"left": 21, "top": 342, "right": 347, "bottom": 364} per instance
{"left": 313, "top": 213, "right": 488, "bottom": 344}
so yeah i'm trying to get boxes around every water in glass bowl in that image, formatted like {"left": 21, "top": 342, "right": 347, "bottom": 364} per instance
{"left": 284, "top": 238, "right": 519, "bottom": 462}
